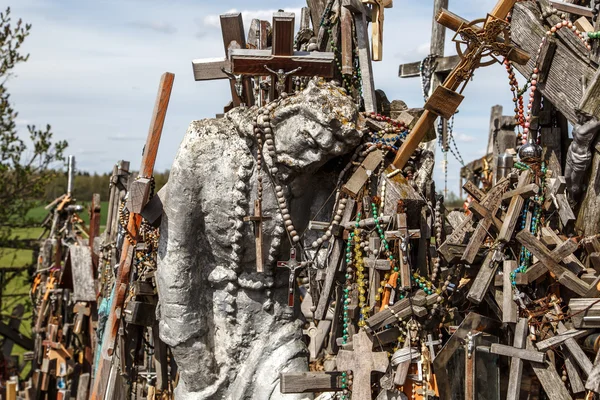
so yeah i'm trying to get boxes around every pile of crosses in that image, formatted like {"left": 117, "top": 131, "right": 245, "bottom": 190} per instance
{"left": 24, "top": 155, "right": 100, "bottom": 399}
{"left": 275, "top": 1, "right": 600, "bottom": 400}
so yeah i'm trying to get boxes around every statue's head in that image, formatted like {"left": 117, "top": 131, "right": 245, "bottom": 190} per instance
{"left": 267, "top": 79, "right": 361, "bottom": 179}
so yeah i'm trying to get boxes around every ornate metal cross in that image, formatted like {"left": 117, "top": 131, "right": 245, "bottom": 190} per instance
{"left": 392, "top": 0, "right": 530, "bottom": 170}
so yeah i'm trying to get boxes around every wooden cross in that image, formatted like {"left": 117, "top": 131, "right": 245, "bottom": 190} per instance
{"left": 546, "top": 176, "right": 576, "bottom": 228}
{"left": 277, "top": 247, "right": 307, "bottom": 307}
{"left": 336, "top": 330, "right": 389, "bottom": 399}
{"left": 362, "top": 0, "right": 393, "bottom": 61}
{"left": 521, "top": 232, "right": 579, "bottom": 284}
{"left": 385, "top": 213, "right": 412, "bottom": 290}
{"left": 343, "top": 0, "right": 378, "bottom": 112}
{"left": 191, "top": 13, "right": 254, "bottom": 109}
{"left": 230, "top": 12, "right": 335, "bottom": 100}
{"left": 303, "top": 320, "right": 331, "bottom": 361}
{"left": 90, "top": 72, "right": 174, "bottom": 400}
{"left": 392, "top": 344, "right": 420, "bottom": 385}
{"left": 517, "top": 230, "right": 600, "bottom": 297}
{"left": 244, "top": 200, "right": 272, "bottom": 273}
{"left": 365, "top": 293, "right": 429, "bottom": 332}
{"left": 392, "top": 0, "right": 530, "bottom": 169}
{"left": 498, "top": 169, "right": 533, "bottom": 243}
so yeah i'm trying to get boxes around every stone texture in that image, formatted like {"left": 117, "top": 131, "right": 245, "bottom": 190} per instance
{"left": 157, "top": 80, "right": 361, "bottom": 399}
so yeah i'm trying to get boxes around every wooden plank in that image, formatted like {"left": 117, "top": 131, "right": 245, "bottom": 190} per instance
{"left": 76, "top": 373, "right": 90, "bottom": 400}
{"left": 340, "top": 6, "right": 353, "bottom": 75}
{"left": 280, "top": 372, "right": 343, "bottom": 393}
{"left": 424, "top": 85, "right": 464, "bottom": 119}
{"left": 127, "top": 177, "right": 152, "bottom": 214}
{"left": 506, "top": 318, "right": 528, "bottom": 400}
{"left": 549, "top": 0, "right": 594, "bottom": 17}
{"left": 192, "top": 58, "right": 229, "bottom": 81}
{"left": 575, "top": 16, "right": 594, "bottom": 32}
{"left": 557, "top": 321, "right": 593, "bottom": 376}
{"left": 536, "top": 328, "right": 591, "bottom": 351}
{"left": 586, "top": 341, "right": 600, "bottom": 392}
{"left": 365, "top": 294, "right": 427, "bottom": 331}
{"left": 466, "top": 251, "right": 498, "bottom": 304}
{"left": 314, "top": 199, "right": 356, "bottom": 321}
{"left": 542, "top": 227, "right": 585, "bottom": 274}
{"left": 537, "top": 36, "right": 557, "bottom": 84}
{"left": 399, "top": 55, "right": 460, "bottom": 78}
{"left": 502, "top": 260, "right": 518, "bottom": 323}
{"left": 501, "top": 183, "right": 538, "bottom": 201}
{"left": 490, "top": 343, "right": 545, "bottom": 363}
{"left": 68, "top": 245, "right": 96, "bottom": 302}
{"left": 220, "top": 13, "right": 252, "bottom": 106}
{"left": 499, "top": 170, "right": 532, "bottom": 242}
{"left": 272, "top": 12, "right": 295, "bottom": 56}
{"left": 526, "top": 338, "right": 572, "bottom": 400}
{"left": 342, "top": 151, "right": 384, "bottom": 197}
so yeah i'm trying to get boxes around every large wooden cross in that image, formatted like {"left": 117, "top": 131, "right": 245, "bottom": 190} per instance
{"left": 392, "top": 0, "right": 530, "bottom": 169}
{"left": 90, "top": 72, "right": 174, "bottom": 400}
{"left": 230, "top": 12, "right": 335, "bottom": 100}
{"left": 336, "top": 330, "right": 389, "bottom": 399}
{"left": 362, "top": 0, "right": 393, "bottom": 61}
{"left": 192, "top": 13, "right": 254, "bottom": 109}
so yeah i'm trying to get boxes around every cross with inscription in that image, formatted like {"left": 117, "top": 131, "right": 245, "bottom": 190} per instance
{"left": 244, "top": 200, "right": 272, "bottom": 273}
{"left": 336, "top": 330, "right": 389, "bottom": 400}
{"left": 362, "top": 0, "right": 393, "bottom": 61}
{"left": 230, "top": 12, "right": 335, "bottom": 100}
{"left": 277, "top": 247, "right": 308, "bottom": 307}
{"left": 392, "top": 0, "right": 530, "bottom": 169}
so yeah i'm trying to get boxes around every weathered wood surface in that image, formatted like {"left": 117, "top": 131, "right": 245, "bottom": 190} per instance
{"left": 490, "top": 343, "right": 545, "bottom": 363}
{"left": 68, "top": 245, "right": 96, "bottom": 302}
{"left": 280, "top": 372, "right": 343, "bottom": 393}
{"left": 399, "top": 55, "right": 460, "bottom": 78}
{"left": 499, "top": 170, "right": 532, "bottom": 242}
{"left": 342, "top": 151, "right": 384, "bottom": 197}
{"left": 526, "top": 338, "right": 572, "bottom": 400}
{"left": 549, "top": 0, "right": 594, "bottom": 17}
{"left": 365, "top": 294, "right": 427, "bottom": 331}
{"left": 536, "top": 328, "right": 590, "bottom": 351}
{"left": 506, "top": 318, "right": 528, "bottom": 400}
{"left": 569, "top": 298, "right": 600, "bottom": 328}
{"left": 557, "top": 321, "right": 593, "bottom": 376}
{"left": 502, "top": 260, "right": 518, "bottom": 323}
{"left": 511, "top": 0, "right": 597, "bottom": 124}
{"left": 466, "top": 251, "right": 498, "bottom": 305}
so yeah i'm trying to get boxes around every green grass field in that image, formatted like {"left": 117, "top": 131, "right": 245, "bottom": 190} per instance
{"left": 0, "top": 201, "right": 110, "bottom": 377}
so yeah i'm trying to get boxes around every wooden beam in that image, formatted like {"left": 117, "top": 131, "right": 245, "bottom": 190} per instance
{"left": 549, "top": 0, "right": 594, "bottom": 17}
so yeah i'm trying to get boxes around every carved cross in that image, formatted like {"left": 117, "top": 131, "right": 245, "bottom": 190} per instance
{"left": 392, "top": 0, "right": 530, "bottom": 169}
{"left": 336, "top": 330, "right": 389, "bottom": 399}
{"left": 230, "top": 12, "right": 335, "bottom": 100}
{"left": 385, "top": 213, "right": 411, "bottom": 290}
{"left": 277, "top": 247, "right": 307, "bottom": 307}
{"left": 362, "top": 0, "right": 393, "bottom": 61}
{"left": 244, "top": 200, "right": 272, "bottom": 273}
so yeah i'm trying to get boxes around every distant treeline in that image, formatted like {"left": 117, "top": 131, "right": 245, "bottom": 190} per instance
{"left": 42, "top": 170, "right": 170, "bottom": 203}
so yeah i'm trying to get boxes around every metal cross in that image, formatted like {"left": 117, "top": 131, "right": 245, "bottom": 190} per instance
{"left": 424, "top": 334, "right": 442, "bottom": 361}
{"left": 277, "top": 247, "right": 308, "bottom": 307}
{"left": 513, "top": 289, "right": 527, "bottom": 309}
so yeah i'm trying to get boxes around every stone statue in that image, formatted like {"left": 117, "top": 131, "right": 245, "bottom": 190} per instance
{"left": 565, "top": 110, "right": 600, "bottom": 200}
{"left": 157, "top": 80, "right": 361, "bottom": 399}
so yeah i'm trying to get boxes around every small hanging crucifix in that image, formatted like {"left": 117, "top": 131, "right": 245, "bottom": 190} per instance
{"left": 263, "top": 65, "right": 303, "bottom": 96}
{"left": 244, "top": 200, "right": 272, "bottom": 273}
{"left": 277, "top": 247, "right": 309, "bottom": 307}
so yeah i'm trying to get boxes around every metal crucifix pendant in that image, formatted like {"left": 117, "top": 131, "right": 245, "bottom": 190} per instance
{"left": 277, "top": 247, "right": 307, "bottom": 307}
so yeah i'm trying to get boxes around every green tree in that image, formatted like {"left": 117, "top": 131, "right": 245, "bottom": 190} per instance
{"left": 0, "top": 7, "right": 68, "bottom": 249}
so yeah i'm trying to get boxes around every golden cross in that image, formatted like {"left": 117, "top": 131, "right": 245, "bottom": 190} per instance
{"left": 362, "top": 0, "right": 393, "bottom": 61}
{"left": 392, "top": 0, "right": 530, "bottom": 169}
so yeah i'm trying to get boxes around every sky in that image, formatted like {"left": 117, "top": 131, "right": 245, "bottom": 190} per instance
{"left": 4, "top": 0, "right": 519, "bottom": 196}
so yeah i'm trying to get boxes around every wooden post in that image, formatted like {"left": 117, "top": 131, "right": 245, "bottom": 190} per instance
{"left": 90, "top": 72, "right": 174, "bottom": 400}
{"left": 361, "top": 0, "right": 393, "bottom": 61}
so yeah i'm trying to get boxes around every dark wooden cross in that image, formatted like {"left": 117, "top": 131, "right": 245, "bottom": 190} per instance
{"left": 191, "top": 13, "right": 254, "bottom": 109}
{"left": 244, "top": 200, "right": 272, "bottom": 273}
{"left": 336, "top": 330, "right": 389, "bottom": 399}
{"left": 277, "top": 247, "right": 307, "bottom": 307}
{"left": 392, "top": 0, "right": 530, "bottom": 169}
{"left": 361, "top": 0, "right": 393, "bottom": 61}
{"left": 230, "top": 12, "right": 335, "bottom": 100}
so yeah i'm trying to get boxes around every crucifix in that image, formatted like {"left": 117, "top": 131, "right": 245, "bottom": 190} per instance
{"left": 392, "top": 0, "right": 530, "bottom": 170}
{"left": 230, "top": 12, "right": 335, "bottom": 101}
{"left": 424, "top": 334, "right": 442, "bottom": 361}
{"left": 336, "top": 330, "right": 389, "bottom": 400}
{"left": 361, "top": 0, "right": 393, "bottom": 61}
{"left": 244, "top": 200, "right": 272, "bottom": 273}
{"left": 191, "top": 13, "right": 254, "bottom": 110}
{"left": 263, "top": 65, "right": 303, "bottom": 96}
{"left": 277, "top": 247, "right": 308, "bottom": 307}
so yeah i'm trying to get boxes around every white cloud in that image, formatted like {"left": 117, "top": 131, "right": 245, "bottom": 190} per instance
{"left": 454, "top": 133, "right": 476, "bottom": 143}
{"left": 129, "top": 21, "right": 177, "bottom": 34}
